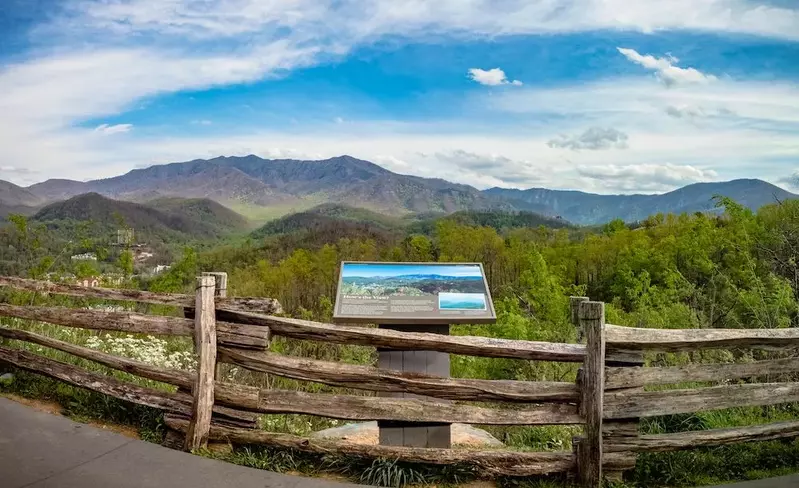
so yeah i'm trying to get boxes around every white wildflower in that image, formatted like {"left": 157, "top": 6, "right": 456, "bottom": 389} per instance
{"left": 82, "top": 334, "right": 196, "bottom": 371}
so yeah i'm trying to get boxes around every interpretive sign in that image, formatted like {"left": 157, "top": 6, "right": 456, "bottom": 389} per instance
{"left": 333, "top": 262, "right": 496, "bottom": 324}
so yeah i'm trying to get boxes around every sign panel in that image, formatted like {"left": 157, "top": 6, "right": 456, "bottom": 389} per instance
{"left": 333, "top": 262, "right": 496, "bottom": 324}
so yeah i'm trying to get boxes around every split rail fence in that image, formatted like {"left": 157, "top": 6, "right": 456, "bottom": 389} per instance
{"left": 0, "top": 274, "right": 798, "bottom": 487}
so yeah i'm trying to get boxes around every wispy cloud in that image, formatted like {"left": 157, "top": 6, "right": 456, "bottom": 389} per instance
{"left": 577, "top": 163, "right": 718, "bottom": 192}
{"left": 618, "top": 47, "right": 717, "bottom": 87}
{"left": 468, "top": 68, "right": 522, "bottom": 86}
{"left": 548, "top": 127, "right": 629, "bottom": 151}
{"left": 94, "top": 123, "right": 133, "bottom": 135}
{"left": 0, "top": 166, "right": 39, "bottom": 175}
{"left": 777, "top": 172, "right": 799, "bottom": 190}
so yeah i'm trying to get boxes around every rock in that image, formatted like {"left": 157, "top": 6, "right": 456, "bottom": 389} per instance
{"left": 312, "top": 421, "right": 503, "bottom": 448}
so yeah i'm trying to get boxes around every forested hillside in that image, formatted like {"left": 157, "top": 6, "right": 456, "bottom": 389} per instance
{"left": 189, "top": 197, "right": 797, "bottom": 335}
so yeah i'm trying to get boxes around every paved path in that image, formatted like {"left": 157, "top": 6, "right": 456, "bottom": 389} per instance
{"left": 0, "top": 397, "right": 358, "bottom": 488}
{"left": 702, "top": 475, "right": 799, "bottom": 488}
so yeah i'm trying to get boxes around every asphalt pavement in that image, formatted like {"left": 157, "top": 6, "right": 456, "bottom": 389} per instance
{"left": 0, "top": 396, "right": 357, "bottom": 488}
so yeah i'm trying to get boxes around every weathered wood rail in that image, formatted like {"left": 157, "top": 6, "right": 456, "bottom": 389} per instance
{"left": 0, "top": 275, "right": 798, "bottom": 487}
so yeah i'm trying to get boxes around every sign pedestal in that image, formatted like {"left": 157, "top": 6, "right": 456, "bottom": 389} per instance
{"left": 377, "top": 324, "right": 451, "bottom": 448}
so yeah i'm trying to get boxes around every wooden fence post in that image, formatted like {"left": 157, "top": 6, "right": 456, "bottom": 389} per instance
{"left": 185, "top": 275, "right": 217, "bottom": 451}
{"left": 578, "top": 301, "right": 605, "bottom": 487}
{"left": 202, "top": 272, "right": 228, "bottom": 381}
{"left": 202, "top": 272, "right": 228, "bottom": 298}
{"left": 570, "top": 296, "right": 589, "bottom": 342}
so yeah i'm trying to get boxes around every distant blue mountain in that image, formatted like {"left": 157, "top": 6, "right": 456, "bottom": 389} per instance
{"left": 484, "top": 179, "right": 798, "bottom": 225}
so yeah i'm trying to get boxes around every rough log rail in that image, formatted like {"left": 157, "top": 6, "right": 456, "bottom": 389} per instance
{"left": 0, "top": 344, "right": 258, "bottom": 428}
{"left": 605, "top": 324, "right": 799, "bottom": 353}
{"left": 604, "top": 382, "right": 799, "bottom": 419}
{"left": 223, "top": 311, "right": 587, "bottom": 362}
{"left": 219, "top": 346, "right": 578, "bottom": 403}
{"left": 0, "top": 303, "right": 269, "bottom": 350}
{"left": 605, "top": 358, "right": 799, "bottom": 390}
{"left": 605, "top": 420, "right": 799, "bottom": 453}
{"left": 0, "top": 276, "right": 282, "bottom": 315}
{"left": 164, "top": 415, "right": 575, "bottom": 477}
{"left": 254, "top": 389, "right": 581, "bottom": 425}
{"left": 0, "top": 328, "right": 580, "bottom": 425}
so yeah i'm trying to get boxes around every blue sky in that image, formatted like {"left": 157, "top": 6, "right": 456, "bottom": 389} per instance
{"left": 342, "top": 263, "right": 483, "bottom": 279}
{"left": 0, "top": 1, "right": 797, "bottom": 194}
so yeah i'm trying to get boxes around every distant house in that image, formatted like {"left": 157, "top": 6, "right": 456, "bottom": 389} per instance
{"left": 71, "top": 252, "right": 97, "bottom": 261}
{"left": 77, "top": 277, "right": 100, "bottom": 288}
{"left": 134, "top": 250, "right": 155, "bottom": 263}
{"left": 117, "top": 228, "right": 135, "bottom": 246}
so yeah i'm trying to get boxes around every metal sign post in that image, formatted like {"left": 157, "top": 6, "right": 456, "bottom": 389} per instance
{"left": 333, "top": 262, "right": 497, "bottom": 448}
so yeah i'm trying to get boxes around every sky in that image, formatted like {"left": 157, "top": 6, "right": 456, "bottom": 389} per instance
{"left": 342, "top": 263, "right": 483, "bottom": 279}
{"left": 0, "top": 0, "right": 798, "bottom": 194}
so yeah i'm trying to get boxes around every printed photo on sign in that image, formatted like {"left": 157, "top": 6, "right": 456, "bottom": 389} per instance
{"left": 438, "top": 292, "right": 487, "bottom": 310}
{"left": 340, "top": 263, "right": 486, "bottom": 297}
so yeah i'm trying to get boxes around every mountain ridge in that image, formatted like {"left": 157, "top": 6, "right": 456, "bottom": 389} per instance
{"left": 5, "top": 155, "right": 796, "bottom": 225}
{"left": 484, "top": 178, "right": 797, "bottom": 225}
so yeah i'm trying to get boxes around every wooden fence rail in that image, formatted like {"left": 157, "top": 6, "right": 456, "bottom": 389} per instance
{"left": 1, "top": 276, "right": 799, "bottom": 487}
{"left": 0, "top": 276, "right": 282, "bottom": 315}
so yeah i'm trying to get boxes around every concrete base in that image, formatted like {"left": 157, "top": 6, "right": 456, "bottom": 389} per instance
{"left": 377, "top": 324, "right": 451, "bottom": 448}
{"left": 312, "top": 421, "right": 503, "bottom": 448}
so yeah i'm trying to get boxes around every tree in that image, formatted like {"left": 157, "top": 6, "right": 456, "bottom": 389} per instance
{"left": 117, "top": 249, "right": 134, "bottom": 277}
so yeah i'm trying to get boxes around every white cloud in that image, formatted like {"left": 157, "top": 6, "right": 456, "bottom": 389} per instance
{"left": 425, "top": 149, "right": 544, "bottom": 185}
{"left": 191, "top": 119, "right": 213, "bottom": 125}
{"left": 547, "top": 127, "right": 629, "bottom": 150}
{"left": 577, "top": 163, "right": 719, "bottom": 192}
{"left": 488, "top": 77, "right": 799, "bottom": 126}
{"left": 777, "top": 173, "right": 799, "bottom": 190}
{"left": 1, "top": 0, "right": 797, "bottom": 189}
{"left": 0, "top": 166, "right": 39, "bottom": 175}
{"left": 50, "top": 0, "right": 799, "bottom": 42}
{"left": 618, "top": 47, "right": 717, "bottom": 87}
{"left": 664, "top": 104, "right": 736, "bottom": 119}
{"left": 94, "top": 123, "right": 133, "bottom": 135}
{"left": 374, "top": 155, "right": 410, "bottom": 170}
{"left": 468, "top": 68, "right": 522, "bottom": 86}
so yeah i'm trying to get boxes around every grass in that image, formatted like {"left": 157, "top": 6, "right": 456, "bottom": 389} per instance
{"left": 222, "top": 199, "right": 323, "bottom": 227}
{"left": 202, "top": 445, "right": 480, "bottom": 487}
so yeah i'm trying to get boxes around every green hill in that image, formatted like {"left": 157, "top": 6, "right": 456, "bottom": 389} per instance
{"left": 251, "top": 203, "right": 403, "bottom": 239}
{"left": 408, "top": 210, "right": 574, "bottom": 235}
{"left": 33, "top": 193, "right": 249, "bottom": 245}
{"left": 146, "top": 197, "right": 252, "bottom": 234}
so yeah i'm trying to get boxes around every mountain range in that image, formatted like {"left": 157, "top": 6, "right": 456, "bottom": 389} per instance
{"left": 1, "top": 155, "right": 796, "bottom": 225}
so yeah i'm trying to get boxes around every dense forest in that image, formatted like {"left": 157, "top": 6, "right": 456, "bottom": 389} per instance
{"left": 173, "top": 197, "right": 799, "bottom": 334}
